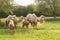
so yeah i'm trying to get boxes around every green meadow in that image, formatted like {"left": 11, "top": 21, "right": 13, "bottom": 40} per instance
{"left": 0, "top": 18, "right": 60, "bottom": 40}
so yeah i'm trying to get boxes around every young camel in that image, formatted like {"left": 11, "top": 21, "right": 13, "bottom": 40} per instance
{"left": 8, "top": 19, "right": 15, "bottom": 33}
{"left": 22, "top": 19, "right": 29, "bottom": 28}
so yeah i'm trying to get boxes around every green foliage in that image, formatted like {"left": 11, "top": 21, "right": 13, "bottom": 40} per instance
{"left": 35, "top": 0, "right": 60, "bottom": 16}
{"left": 0, "top": 0, "right": 14, "bottom": 17}
{"left": 0, "top": 0, "right": 60, "bottom": 17}
{"left": 0, "top": 19, "right": 7, "bottom": 29}
{"left": 0, "top": 20, "right": 4, "bottom": 26}
{"left": 13, "top": 4, "right": 35, "bottom": 17}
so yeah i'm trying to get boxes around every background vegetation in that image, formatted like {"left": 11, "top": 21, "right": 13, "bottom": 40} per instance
{"left": 0, "top": 0, "right": 60, "bottom": 17}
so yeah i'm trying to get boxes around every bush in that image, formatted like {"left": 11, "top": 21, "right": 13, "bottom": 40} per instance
{"left": 0, "top": 19, "right": 8, "bottom": 29}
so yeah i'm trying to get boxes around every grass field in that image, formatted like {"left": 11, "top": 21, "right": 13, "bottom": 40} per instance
{"left": 0, "top": 18, "right": 60, "bottom": 40}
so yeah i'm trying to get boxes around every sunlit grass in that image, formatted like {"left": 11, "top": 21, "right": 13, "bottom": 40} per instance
{"left": 16, "top": 19, "right": 60, "bottom": 30}
{"left": 0, "top": 18, "right": 60, "bottom": 40}
{"left": 0, "top": 29, "right": 60, "bottom": 40}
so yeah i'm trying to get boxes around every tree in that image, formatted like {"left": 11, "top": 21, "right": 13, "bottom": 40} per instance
{"left": 35, "top": 0, "right": 60, "bottom": 17}
{"left": 0, "top": 0, "right": 14, "bottom": 17}
{"left": 13, "top": 5, "right": 26, "bottom": 16}
{"left": 35, "top": 0, "right": 49, "bottom": 15}
{"left": 45, "top": 0, "right": 60, "bottom": 18}
{"left": 26, "top": 4, "right": 35, "bottom": 13}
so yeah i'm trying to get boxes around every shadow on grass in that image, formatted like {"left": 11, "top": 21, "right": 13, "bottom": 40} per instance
{"left": 0, "top": 27, "right": 29, "bottom": 35}
{"left": 15, "top": 27, "right": 29, "bottom": 35}
{"left": 0, "top": 29, "right": 14, "bottom": 35}
{"left": 0, "top": 27, "right": 60, "bottom": 35}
